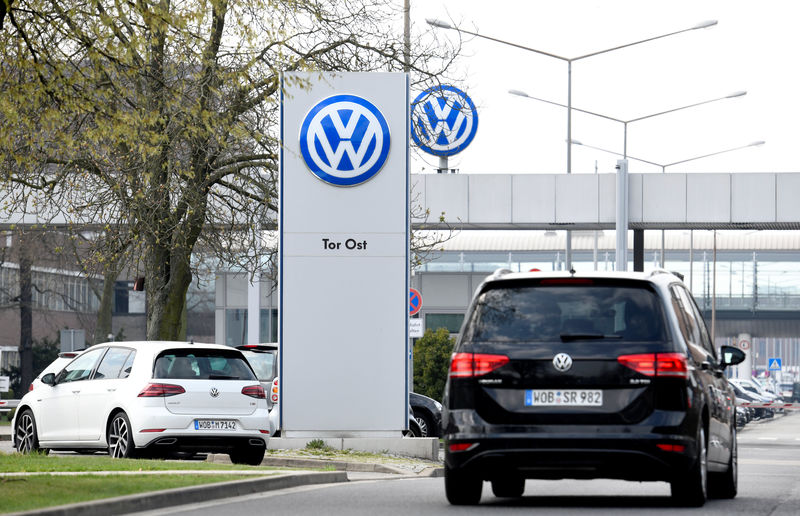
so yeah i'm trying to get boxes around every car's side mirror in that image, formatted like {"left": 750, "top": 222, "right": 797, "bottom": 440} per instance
{"left": 41, "top": 373, "right": 56, "bottom": 386}
{"left": 720, "top": 345, "right": 746, "bottom": 369}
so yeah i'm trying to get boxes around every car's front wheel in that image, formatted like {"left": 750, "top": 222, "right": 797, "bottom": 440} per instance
{"left": 108, "top": 412, "right": 137, "bottom": 459}
{"left": 413, "top": 409, "right": 436, "bottom": 438}
{"left": 445, "top": 465, "right": 482, "bottom": 505}
{"left": 15, "top": 409, "right": 47, "bottom": 454}
{"left": 229, "top": 446, "right": 265, "bottom": 466}
{"left": 671, "top": 426, "right": 708, "bottom": 506}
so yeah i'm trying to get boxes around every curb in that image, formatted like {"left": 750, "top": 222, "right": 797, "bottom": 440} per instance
{"left": 207, "top": 453, "right": 410, "bottom": 475}
{"left": 6, "top": 471, "right": 347, "bottom": 516}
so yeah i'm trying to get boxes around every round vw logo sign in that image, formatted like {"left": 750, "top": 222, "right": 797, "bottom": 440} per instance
{"left": 209, "top": 387, "right": 219, "bottom": 398}
{"left": 411, "top": 85, "right": 478, "bottom": 157}
{"left": 299, "top": 94, "right": 390, "bottom": 187}
{"left": 552, "top": 353, "right": 573, "bottom": 372}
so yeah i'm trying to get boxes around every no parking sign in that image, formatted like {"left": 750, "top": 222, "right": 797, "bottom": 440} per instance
{"left": 409, "top": 288, "right": 423, "bottom": 316}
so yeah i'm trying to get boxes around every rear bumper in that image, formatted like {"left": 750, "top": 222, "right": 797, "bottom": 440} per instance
{"left": 142, "top": 435, "right": 266, "bottom": 454}
{"left": 444, "top": 409, "right": 697, "bottom": 482}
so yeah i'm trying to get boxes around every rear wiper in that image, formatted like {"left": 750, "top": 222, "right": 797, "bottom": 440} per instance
{"left": 559, "top": 333, "right": 623, "bottom": 341}
{"left": 208, "top": 375, "right": 240, "bottom": 379}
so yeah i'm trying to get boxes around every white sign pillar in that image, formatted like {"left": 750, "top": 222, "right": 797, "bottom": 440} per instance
{"left": 280, "top": 72, "right": 409, "bottom": 437}
{"left": 735, "top": 333, "right": 753, "bottom": 379}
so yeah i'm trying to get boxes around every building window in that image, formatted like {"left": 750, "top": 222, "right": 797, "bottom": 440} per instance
{"left": 425, "top": 313, "right": 465, "bottom": 334}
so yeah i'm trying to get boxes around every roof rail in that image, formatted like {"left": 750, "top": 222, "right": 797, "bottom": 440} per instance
{"left": 648, "top": 269, "right": 684, "bottom": 281}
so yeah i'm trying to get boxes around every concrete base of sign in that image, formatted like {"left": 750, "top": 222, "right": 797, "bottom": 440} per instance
{"left": 267, "top": 436, "right": 439, "bottom": 461}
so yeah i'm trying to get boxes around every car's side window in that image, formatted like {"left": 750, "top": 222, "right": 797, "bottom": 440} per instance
{"left": 120, "top": 350, "right": 136, "bottom": 379}
{"left": 683, "top": 289, "right": 716, "bottom": 360}
{"left": 670, "top": 286, "right": 701, "bottom": 348}
{"left": 56, "top": 348, "right": 106, "bottom": 384}
{"left": 95, "top": 348, "right": 134, "bottom": 380}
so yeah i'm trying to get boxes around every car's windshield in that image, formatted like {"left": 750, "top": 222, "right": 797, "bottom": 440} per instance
{"left": 153, "top": 349, "right": 257, "bottom": 380}
{"left": 464, "top": 280, "right": 667, "bottom": 343}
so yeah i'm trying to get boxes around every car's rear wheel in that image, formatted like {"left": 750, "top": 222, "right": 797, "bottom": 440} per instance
{"left": 405, "top": 418, "right": 422, "bottom": 437}
{"left": 108, "top": 412, "right": 137, "bottom": 459}
{"left": 491, "top": 475, "right": 525, "bottom": 498}
{"left": 709, "top": 427, "right": 737, "bottom": 498}
{"left": 671, "top": 426, "right": 707, "bottom": 507}
{"left": 445, "top": 465, "right": 482, "bottom": 505}
{"left": 229, "top": 447, "right": 265, "bottom": 466}
{"left": 15, "top": 409, "right": 47, "bottom": 454}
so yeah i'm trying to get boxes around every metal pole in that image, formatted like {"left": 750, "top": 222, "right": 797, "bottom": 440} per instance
{"left": 615, "top": 159, "right": 628, "bottom": 271}
{"left": 565, "top": 61, "right": 573, "bottom": 270}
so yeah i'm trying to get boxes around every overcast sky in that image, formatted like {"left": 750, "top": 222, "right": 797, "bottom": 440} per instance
{"left": 409, "top": 0, "right": 799, "bottom": 176}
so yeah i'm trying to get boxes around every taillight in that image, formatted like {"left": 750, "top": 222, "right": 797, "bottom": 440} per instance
{"left": 449, "top": 442, "right": 477, "bottom": 452}
{"left": 618, "top": 353, "right": 688, "bottom": 379}
{"left": 449, "top": 353, "right": 509, "bottom": 377}
{"left": 242, "top": 385, "right": 266, "bottom": 399}
{"left": 29, "top": 384, "right": 34, "bottom": 392}
{"left": 137, "top": 383, "right": 186, "bottom": 397}
{"left": 656, "top": 443, "right": 686, "bottom": 453}
{"left": 270, "top": 378, "right": 279, "bottom": 403}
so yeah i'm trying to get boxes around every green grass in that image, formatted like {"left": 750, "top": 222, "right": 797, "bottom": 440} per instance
{"left": 0, "top": 474, "right": 257, "bottom": 513}
{"left": 0, "top": 452, "right": 270, "bottom": 472}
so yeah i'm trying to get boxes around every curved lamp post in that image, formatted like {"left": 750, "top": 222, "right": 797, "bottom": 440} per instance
{"left": 428, "top": 17, "right": 718, "bottom": 270}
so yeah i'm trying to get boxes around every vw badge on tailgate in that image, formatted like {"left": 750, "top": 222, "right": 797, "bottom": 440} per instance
{"left": 553, "top": 353, "right": 573, "bottom": 372}
{"left": 209, "top": 387, "right": 219, "bottom": 398}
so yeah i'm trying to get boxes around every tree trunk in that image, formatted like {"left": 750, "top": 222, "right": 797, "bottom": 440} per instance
{"left": 18, "top": 234, "right": 33, "bottom": 393}
{"left": 144, "top": 243, "right": 192, "bottom": 341}
{"left": 94, "top": 271, "right": 117, "bottom": 344}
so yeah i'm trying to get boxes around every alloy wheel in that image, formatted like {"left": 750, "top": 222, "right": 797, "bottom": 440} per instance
{"left": 109, "top": 415, "right": 129, "bottom": 458}
{"left": 16, "top": 412, "right": 35, "bottom": 453}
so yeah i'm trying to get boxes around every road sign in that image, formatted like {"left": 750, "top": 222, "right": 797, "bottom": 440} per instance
{"left": 0, "top": 376, "right": 9, "bottom": 392}
{"left": 409, "top": 318, "right": 424, "bottom": 338}
{"left": 409, "top": 288, "right": 423, "bottom": 316}
{"left": 739, "top": 339, "right": 750, "bottom": 351}
{"left": 768, "top": 358, "right": 782, "bottom": 371}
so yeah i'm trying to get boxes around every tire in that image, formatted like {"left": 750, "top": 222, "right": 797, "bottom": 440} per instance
{"left": 406, "top": 418, "right": 421, "bottom": 437}
{"left": 709, "top": 427, "right": 738, "bottom": 499}
{"left": 445, "top": 464, "right": 482, "bottom": 505}
{"left": 671, "top": 426, "right": 708, "bottom": 507}
{"left": 413, "top": 408, "right": 436, "bottom": 438}
{"left": 108, "top": 412, "right": 137, "bottom": 459}
{"left": 491, "top": 476, "right": 525, "bottom": 498}
{"left": 15, "top": 409, "right": 47, "bottom": 454}
{"left": 230, "top": 446, "right": 265, "bottom": 466}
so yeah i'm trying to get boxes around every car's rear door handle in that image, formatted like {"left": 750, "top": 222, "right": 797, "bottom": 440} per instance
{"left": 107, "top": 388, "right": 116, "bottom": 392}
{"left": 72, "top": 390, "right": 80, "bottom": 394}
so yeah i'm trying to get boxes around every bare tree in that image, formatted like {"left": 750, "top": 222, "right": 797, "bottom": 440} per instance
{"left": 0, "top": 1, "right": 460, "bottom": 340}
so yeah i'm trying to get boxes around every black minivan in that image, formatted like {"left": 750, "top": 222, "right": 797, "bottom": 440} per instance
{"left": 442, "top": 269, "right": 745, "bottom": 506}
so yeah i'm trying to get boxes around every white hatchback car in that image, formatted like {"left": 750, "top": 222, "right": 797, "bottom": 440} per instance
{"left": 13, "top": 341, "right": 269, "bottom": 465}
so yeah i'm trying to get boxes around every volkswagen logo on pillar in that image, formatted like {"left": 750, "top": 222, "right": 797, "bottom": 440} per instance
{"left": 411, "top": 85, "right": 478, "bottom": 157}
{"left": 299, "top": 94, "right": 391, "bottom": 187}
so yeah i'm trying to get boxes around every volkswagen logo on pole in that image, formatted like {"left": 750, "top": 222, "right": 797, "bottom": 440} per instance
{"left": 411, "top": 85, "right": 478, "bottom": 157}
{"left": 299, "top": 94, "right": 391, "bottom": 187}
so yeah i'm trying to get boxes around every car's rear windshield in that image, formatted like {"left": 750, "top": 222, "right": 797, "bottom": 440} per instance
{"left": 153, "top": 349, "right": 257, "bottom": 380}
{"left": 242, "top": 351, "right": 276, "bottom": 381}
{"left": 463, "top": 279, "right": 667, "bottom": 343}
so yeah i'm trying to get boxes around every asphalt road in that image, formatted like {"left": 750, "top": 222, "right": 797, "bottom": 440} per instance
{"left": 132, "top": 412, "right": 800, "bottom": 516}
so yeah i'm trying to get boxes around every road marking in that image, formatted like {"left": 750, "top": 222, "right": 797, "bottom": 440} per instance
{"left": 757, "top": 437, "right": 779, "bottom": 440}
{"left": 740, "top": 459, "right": 800, "bottom": 466}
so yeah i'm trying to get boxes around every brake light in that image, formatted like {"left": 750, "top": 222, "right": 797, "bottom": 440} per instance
{"left": 449, "top": 353, "right": 509, "bottom": 377}
{"left": 656, "top": 443, "right": 686, "bottom": 453}
{"left": 539, "top": 278, "right": 594, "bottom": 285}
{"left": 29, "top": 384, "right": 34, "bottom": 392}
{"left": 449, "top": 442, "right": 477, "bottom": 452}
{"left": 618, "top": 353, "right": 688, "bottom": 379}
{"left": 242, "top": 385, "right": 266, "bottom": 399}
{"left": 137, "top": 383, "right": 186, "bottom": 397}
{"left": 270, "top": 378, "right": 279, "bottom": 403}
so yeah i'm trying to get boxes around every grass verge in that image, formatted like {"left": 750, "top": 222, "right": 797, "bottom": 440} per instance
{"left": 0, "top": 474, "right": 256, "bottom": 513}
{"left": 0, "top": 451, "right": 268, "bottom": 472}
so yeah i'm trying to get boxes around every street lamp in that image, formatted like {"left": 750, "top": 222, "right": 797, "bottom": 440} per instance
{"left": 513, "top": 90, "right": 746, "bottom": 271}
{"left": 570, "top": 138, "right": 765, "bottom": 274}
{"left": 427, "top": 17, "right": 718, "bottom": 270}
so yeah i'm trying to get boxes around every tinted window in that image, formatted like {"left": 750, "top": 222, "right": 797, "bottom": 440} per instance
{"left": 242, "top": 351, "right": 276, "bottom": 381}
{"left": 464, "top": 280, "right": 666, "bottom": 343}
{"left": 95, "top": 348, "right": 134, "bottom": 380}
{"left": 56, "top": 348, "right": 106, "bottom": 383}
{"left": 153, "top": 349, "right": 257, "bottom": 380}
